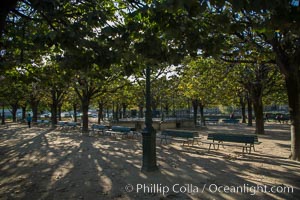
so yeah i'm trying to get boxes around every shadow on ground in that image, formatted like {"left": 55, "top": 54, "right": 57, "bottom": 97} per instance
{"left": 0, "top": 123, "right": 299, "bottom": 200}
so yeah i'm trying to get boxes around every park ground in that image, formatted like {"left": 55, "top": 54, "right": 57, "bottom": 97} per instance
{"left": 0, "top": 122, "right": 299, "bottom": 200}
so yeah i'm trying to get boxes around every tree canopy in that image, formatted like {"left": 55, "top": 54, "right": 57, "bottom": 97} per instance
{"left": 1, "top": 0, "right": 300, "bottom": 162}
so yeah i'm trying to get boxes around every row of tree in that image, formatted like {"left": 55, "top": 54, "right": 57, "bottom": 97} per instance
{"left": 0, "top": 56, "right": 286, "bottom": 126}
{"left": 0, "top": 1, "right": 299, "bottom": 163}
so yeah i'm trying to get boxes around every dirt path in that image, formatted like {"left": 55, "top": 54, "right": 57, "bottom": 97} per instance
{"left": 0, "top": 123, "right": 299, "bottom": 200}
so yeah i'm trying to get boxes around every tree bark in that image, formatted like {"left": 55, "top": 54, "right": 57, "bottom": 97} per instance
{"left": 272, "top": 39, "right": 300, "bottom": 161}
{"left": 240, "top": 97, "right": 247, "bottom": 123}
{"left": 112, "top": 102, "right": 116, "bottom": 121}
{"left": 10, "top": 102, "right": 18, "bottom": 122}
{"left": 247, "top": 96, "right": 253, "bottom": 126}
{"left": 58, "top": 104, "right": 62, "bottom": 121}
{"left": 119, "top": 104, "right": 122, "bottom": 119}
{"left": 253, "top": 96, "right": 265, "bottom": 134}
{"left": 286, "top": 72, "right": 300, "bottom": 161}
{"left": 192, "top": 99, "right": 198, "bottom": 127}
{"left": 74, "top": 82, "right": 94, "bottom": 135}
{"left": 50, "top": 90, "right": 64, "bottom": 126}
{"left": 252, "top": 84, "right": 265, "bottom": 134}
{"left": 115, "top": 104, "right": 120, "bottom": 121}
{"left": 51, "top": 102, "right": 58, "bottom": 126}
{"left": 199, "top": 102, "right": 205, "bottom": 126}
{"left": 139, "top": 104, "right": 144, "bottom": 118}
{"left": 122, "top": 103, "right": 127, "bottom": 118}
{"left": 73, "top": 104, "right": 77, "bottom": 122}
{"left": 1, "top": 106, "right": 5, "bottom": 124}
{"left": 164, "top": 103, "right": 169, "bottom": 116}
{"left": 98, "top": 101, "right": 104, "bottom": 124}
{"left": 29, "top": 97, "right": 39, "bottom": 123}
{"left": 81, "top": 96, "right": 90, "bottom": 135}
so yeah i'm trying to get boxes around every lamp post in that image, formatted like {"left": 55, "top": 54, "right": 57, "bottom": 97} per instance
{"left": 141, "top": 65, "right": 158, "bottom": 172}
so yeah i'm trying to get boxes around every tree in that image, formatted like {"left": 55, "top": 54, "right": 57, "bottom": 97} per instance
{"left": 179, "top": 57, "right": 224, "bottom": 126}
{"left": 168, "top": 0, "right": 300, "bottom": 160}
{"left": 124, "top": 0, "right": 217, "bottom": 171}
{"left": 216, "top": 0, "right": 300, "bottom": 160}
{"left": 0, "top": 71, "right": 27, "bottom": 122}
{"left": 223, "top": 61, "right": 282, "bottom": 134}
{"left": 41, "top": 58, "right": 70, "bottom": 126}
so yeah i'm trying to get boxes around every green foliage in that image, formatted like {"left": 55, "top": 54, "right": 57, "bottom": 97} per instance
{"left": 178, "top": 56, "right": 225, "bottom": 106}
{"left": 0, "top": 0, "right": 296, "bottom": 115}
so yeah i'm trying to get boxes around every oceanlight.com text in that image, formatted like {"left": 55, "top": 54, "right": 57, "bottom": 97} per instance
{"left": 124, "top": 183, "right": 294, "bottom": 196}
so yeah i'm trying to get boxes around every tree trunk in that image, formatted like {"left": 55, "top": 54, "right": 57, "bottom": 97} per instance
{"left": 240, "top": 97, "right": 247, "bottom": 123}
{"left": 32, "top": 105, "right": 38, "bottom": 122}
{"left": 51, "top": 102, "right": 58, "bottom": 126}
{"left": 253, "top": 97, "right": 265, "bottom": 134}
{"left": 119, "top": 105, "right": 122, "bottom": 119}
{"left": 50, "top": 90, "right": 64, "bottom": 126}
{"left": 151, "top": 97, "right": 158, "bottom": 117}
{"left": 286, "top": 73, "right": 300, "bottom": 161}
{"left": 115, "top": 104, "right": 119, "bottom": 121}
{"left": 1, "top": 106, "right": 5, "bottom": 124}
{"left": 139, "top": 105, "right": 144, "bottom": 118}
{"left": 58, "top": 104, "right": 62, "bottom": 121}
{"left": 51, "top": 91, "right": 58, "bottom": 126}
{"left": 122, "top": 103, "right": 127, "bottom": 118}
{"left": 199, "top": 102, "right": 205, "bottom": 126}
{"left": 81, "top": 96, "right": 90, "bottom": 135}
{"left": 73, "top": 104, "right": 77, "bottom": 122}
{"left": 106, "top": 107, "right": 109, "bottom": 120}
{"left": 29, "top": 98, "right": 39, "bottom": 123}
{"left": 272, "top": 37, "right": 300, "bottom": 161}
{"left": 251, "top": 83, "right": 265, "bottom": 134}
{"left": 10, "top": 102, "right": 18, "bottom": 122}
{"left": 112, "top": 102, "right": 115, "bottom": 121}
{"left": 192, "top": 99, "right": 198, "bottom": 127}
{"left": 98, "top": 101, "right": 104, "bottom": 124}
{"left": 247, "top": 97, "right": 253, "bottom": 126}
{"left": 164, "top": 103, "right": 169, "bottom": 116}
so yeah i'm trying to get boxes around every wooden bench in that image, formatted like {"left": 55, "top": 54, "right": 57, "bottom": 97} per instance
{"left": 91, "top": 124, "right": 109, "bottom": 136}
{"left": 159, "top": 129, "right": 201, "bottom": 146}
{"left": 57, "top": 121, "right": 67, "bottom": 129}
{"left": 222, "top": 119, "right": 239, "bottom": 124}
{"left": 205, "top": 118, "right": 219, "bottom": 124}
{"left": 57, "top": 121, "right": 80, "bottom": 130}
{"left": 106, "top": 126, "right": 138, "bottom": 138}
{"left": 36, "top": 120, "right": 50, "bottom": 127}
{"left": 66, "top": 122, "right": 80, "bottom": 129}
{"left": 202, "top": 133, "right": 261, "bottom": 153}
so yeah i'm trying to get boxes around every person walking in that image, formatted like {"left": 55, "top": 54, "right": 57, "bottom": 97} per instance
{"left": 27, "top": 114, "right": 32, "bottom": 128}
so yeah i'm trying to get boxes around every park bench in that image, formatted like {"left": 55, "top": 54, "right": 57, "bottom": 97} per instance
{"left": 57, "top": 121, "right": 80, "bottom": 130}
{"left": 36, "top": 120, "right": 50, "bottom": 127}
{"left": 90, "top": 124, "right": 109, "bottom": 136}
{"left": 57, "top": 121, "right": 67, "bottom": 129}
{"left": 277, "top": 116, "right": 289, "bottom": 124}
{"left": 106, "top": 126, "right": 138, "bottom": 138}
{"left": 201, "top": 133, "right": 261, "bottom": 153}
{"left": 222, "top": 119, "right": 239, "bottom": 124}
{"left": 205, "top": 118, "right": 219, "bottom": 124}
{"left": 66, "top": 122, "right": 80, "bottom": 129}
{"left": 159, "top": 129, "right": 201, "bottom": 146}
